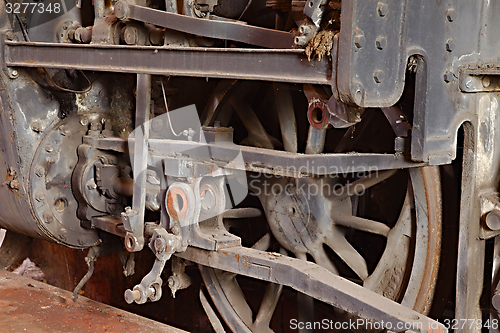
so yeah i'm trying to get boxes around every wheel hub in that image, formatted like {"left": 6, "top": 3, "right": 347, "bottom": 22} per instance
{"left": 258, "top": 177, "right": 352, "bottom": 259}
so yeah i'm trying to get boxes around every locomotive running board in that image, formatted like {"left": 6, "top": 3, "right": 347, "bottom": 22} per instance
{"left": 176, "top": 246, "right": 447, "bottom": 333}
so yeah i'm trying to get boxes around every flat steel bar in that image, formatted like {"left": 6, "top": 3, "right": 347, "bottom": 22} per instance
{"left": 85, "top": 137, "right": 427, "bottom": 177}
{"left": 0, "top": 270, "right": 187, "bottom": 333}
{"left": 176, "top": 246, "right": 447, "bottom": 333}
{"left": 124, "top": 3, "right": 294, "bottom": 49}
{"left": 4, "top": 40, "right": 331, "bottom": 84}
{"left": 128, "top": 73, "right": 151, "bottom": 250}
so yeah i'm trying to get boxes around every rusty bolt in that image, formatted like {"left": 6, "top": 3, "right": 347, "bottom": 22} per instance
{"left": 35, "top": 166, "right": 46, "bottom": 177}
{"left": 123, "top": 27, "right": 139, "bottom": 45}
{"left": 5, "top": 32, "right": 16, "bottom": 41}
{"left": 377, "top": 2, "right": 388, "bottom": 17}
{"left": 443, "top": 71, "right": 454, "bottom": 83}
{"left": 446, "top": 8, "right": 457, "bottom": 22}
{"left": 154, "top": 237, "right": 166, "bottom": 253}
{"left": 59, "top": 125, "right": 68, "bottom": 136}
{"left": 35, "top": 192, "right": 45, "bottom": 202}
{"left": 80, "top": 117, "right": 89, "bottom": 126}
{"left": 485, "top": 210, "right": 500, "bottom": 231}
{"left": 59, "top": 229, "right": 67, "bottom": 240}
{"left": 171, "top": 225, "right": 180, "bottom": 235}
{"left": 9, "top": 180, "right": 18, "bottom": 189}
{"left": 31, "top": 124, "right": 42, "bottom": 133}
{"left": 445, "top": 39, "right": 455, "bottom": 52}
{"left": 375, "top": 36, "right": 387, "bottom": 50}
{"left": 373, "top": 70, "right": 385, "bottom": 83}
{"left": 354, "top": 33, "right": 366, "bottom": 49}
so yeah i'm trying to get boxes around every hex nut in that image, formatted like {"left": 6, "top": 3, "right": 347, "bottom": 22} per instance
{"left": 35, "top": 166, "right": 46, "bottom": 177}
{"left": 375, "top": 36, "right": 387, "bottom": 50}
{"left": 445, "top": 39, "right": 455, "bottom": 52}
{"left": 171, "top": 225, "right": 180, "bottom": 235}
{"left": 446, "top": 8, "right": 457, "bottom": 22}
{"left": 443, "top": 71, "right": 454, "bottom": 83}
{"left": 354, "top": 33, "right": 366, "bottom": 49}
{"left": 373, "top": 70, "right": 385, "bottom": 83}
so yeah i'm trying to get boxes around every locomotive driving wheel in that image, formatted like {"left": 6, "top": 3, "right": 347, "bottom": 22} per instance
{"left": 198, "top": 81, "right": 442, "bottom": 332}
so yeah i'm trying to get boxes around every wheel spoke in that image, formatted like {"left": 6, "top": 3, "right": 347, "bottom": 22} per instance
{"left": 273, "top": 83, "right": 298, "bottom": 153}
{"left": 305, "top": 126, "right": 326, "bottom": 154}
{"left": 229, "top": 97, "right": 276, "bottom": 149}
{"left": 325, "top": 233, "right": 369, "bottom": 280}
{"left": 309, "top": 246, "right": 339, "bottom": 275}
{"left": 223, "top": 208, "right": 262, "bottom": 219}
{"left": 199, "top": 288, "right": 227, "bottom": 333}
{"left": 333, "top": 169, "right": 398, "bottom": 200}
{"left": 333, "top": 109, "right": 370, "bottom": 153}
{"left": 215, "top": 270, "right": 254, "bottom": 326}
{"left": 333, "top": 213, "right": 390, "bottom": 237}
{"left": 252, "top": 232, "right": 272, "bottom": 251}
{"left": 253, "top": 283, "right": 283, "bottom": 330}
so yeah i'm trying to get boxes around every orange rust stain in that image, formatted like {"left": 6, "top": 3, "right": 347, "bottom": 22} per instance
{"left": 166, "top": 192, "right": 179, "bottom": 221}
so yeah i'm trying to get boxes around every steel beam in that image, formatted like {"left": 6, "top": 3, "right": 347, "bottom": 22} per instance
{"left": 84, "top": 136, "right": 427, "bottom": 177}
{"left": 176, "top": 246, "right": 447, "bottom": 333}
{"left": 119, "top": 3, "right": 294, "bottom": 49}
{"left": 3, "top": 39, "right": 331, "bottom": 85}
{"left": 0, "top": 270, "right": 188, "bottom": 333}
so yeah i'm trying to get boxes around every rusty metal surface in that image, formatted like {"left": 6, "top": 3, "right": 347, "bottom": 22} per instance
{"left": 0, "top": 232, "right": 214, "bottom": 332}
{"left": 0, "top": 270, "right": 188, "bottom": 333}
{"left": 3, "top": 40, "right": 331, "bottom": 85}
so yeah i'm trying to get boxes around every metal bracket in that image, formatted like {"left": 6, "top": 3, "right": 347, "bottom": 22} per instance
{"left": 459, "top": 67, "right": 500, "bottom": 93}
{"left": 303, "top": 0, "right": 328, "bottom": 27}
{"left": 124, "top": 228, "right": 181, "bottom": 304}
